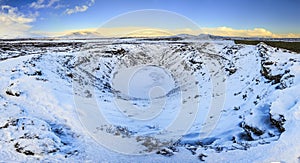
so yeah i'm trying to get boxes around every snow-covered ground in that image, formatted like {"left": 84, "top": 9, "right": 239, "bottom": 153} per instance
{"left": 0, "top": 38, "right": 299, "bottom": 162}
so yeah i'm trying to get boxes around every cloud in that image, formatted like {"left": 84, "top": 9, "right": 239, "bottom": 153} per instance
{"left": 0, "top": 5, "right": 36, "bottom": 38}
{"left": 30, "top": 0, "right": 60, "bottom": 9}
{"left": 88, "top": 0, "right": 95, "bottom": 6}
{"left": 64, "top": 5, "right": 88, "bottom": 15}
{"left": 90, "top": 26, "right": 300, "bottom": 38}
{"left": 200, "top": 27, "right": 274, "bottom": 37}
{"left": 33, "top": 26, "right": 300, "bottom": 38}
{"left": 32, "top": 28, "right": 98, "bottom": 37}
{"left": 93, "top": 27, "right": 300, "bottom": 38}
{"left": 64, "top": 0, "right": 95, "bottom": 15}
{"left": 200, "top": 27, "right": 300, "bottom": 38}
{"left": 36, "top": 27, "right": 175, "bottom": 37}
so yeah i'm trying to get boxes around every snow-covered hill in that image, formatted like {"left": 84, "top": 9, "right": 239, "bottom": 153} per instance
{"left": 0, "top": 38, "right": 299, "bottom": 162}
{"left": 59, "top": 31, "right": 104, "bottom": 39}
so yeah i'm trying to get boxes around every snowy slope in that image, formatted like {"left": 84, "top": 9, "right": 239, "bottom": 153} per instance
{"left": 59, "top": 31, "right": 104, "bottom": 39}
{"left": 0, "top": 39, "right": 299, "bottom": 162}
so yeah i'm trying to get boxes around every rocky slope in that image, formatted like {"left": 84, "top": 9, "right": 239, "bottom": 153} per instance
{"left": 0, "top": 38, "right": 299, "bottom": 162}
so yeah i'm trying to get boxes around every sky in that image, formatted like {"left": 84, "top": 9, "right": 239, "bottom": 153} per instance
{"left": 0, "top": 0, "right": 300, "bottom": 38}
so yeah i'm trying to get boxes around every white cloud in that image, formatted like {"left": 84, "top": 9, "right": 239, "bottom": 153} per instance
{"left": 64, "top": 5, "right": 88, "bottom": 15}
{"left": 64, "top": 0, "right": 95, "bottom": 15}
{"left": 30, "top": 0, "right": 60, "bottom": 9}
{"left": 0, "top": 5, "right": 36, "bottom": 38}
{"left": 88, "top": 0, "right": 95, "bottom": 7}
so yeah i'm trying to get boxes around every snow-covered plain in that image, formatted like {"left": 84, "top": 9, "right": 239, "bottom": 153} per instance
{"left": 0, "top": 38, "right": 299, "bottom": 162}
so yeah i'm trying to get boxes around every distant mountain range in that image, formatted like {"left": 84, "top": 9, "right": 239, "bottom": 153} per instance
{"left": 1, "top": 31, "right": 300, "bottom": 42}
{"left": 59, "top": 31, "right": 300, "bottom": 41}
{"left": 59, "top": 31, "right": 104, "bottom": 39}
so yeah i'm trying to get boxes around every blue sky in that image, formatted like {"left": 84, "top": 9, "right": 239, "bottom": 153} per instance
{"left": 0, "top": 0, "right": 300, "bottom": 38}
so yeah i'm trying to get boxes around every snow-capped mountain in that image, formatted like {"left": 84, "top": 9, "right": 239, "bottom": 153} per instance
{"left": 59, "top": 31, "right": 104, "bottom": 39}
{"left": 0, "top": 38, "right": 299, "bottom": 162}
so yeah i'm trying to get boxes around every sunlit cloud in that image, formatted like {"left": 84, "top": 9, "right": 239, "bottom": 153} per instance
{"left": 200, "top": 27, "right": 273, "bottom": 37}
{"left": 32, "top": 28, "right": 98, "bottom": 37}
{"left": 272, "top": 33, "right": 300, "bottom": 38}
{"left": 97, "top": 27, "right": 174, "bottom": 37}
{"left": 31, "top": 26, "right": 300, "bottom": 38}
{"left": 35, "top": 27, "right": 177, "bottom": 37}
{"left": 0, "top": 5, "right": 36, "bottom": 38}
{"left": 94, "top": 27, "right": 300, "bottom": 38}
{"left": 200, "top": 27, "right": 300, "bottom": 38}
